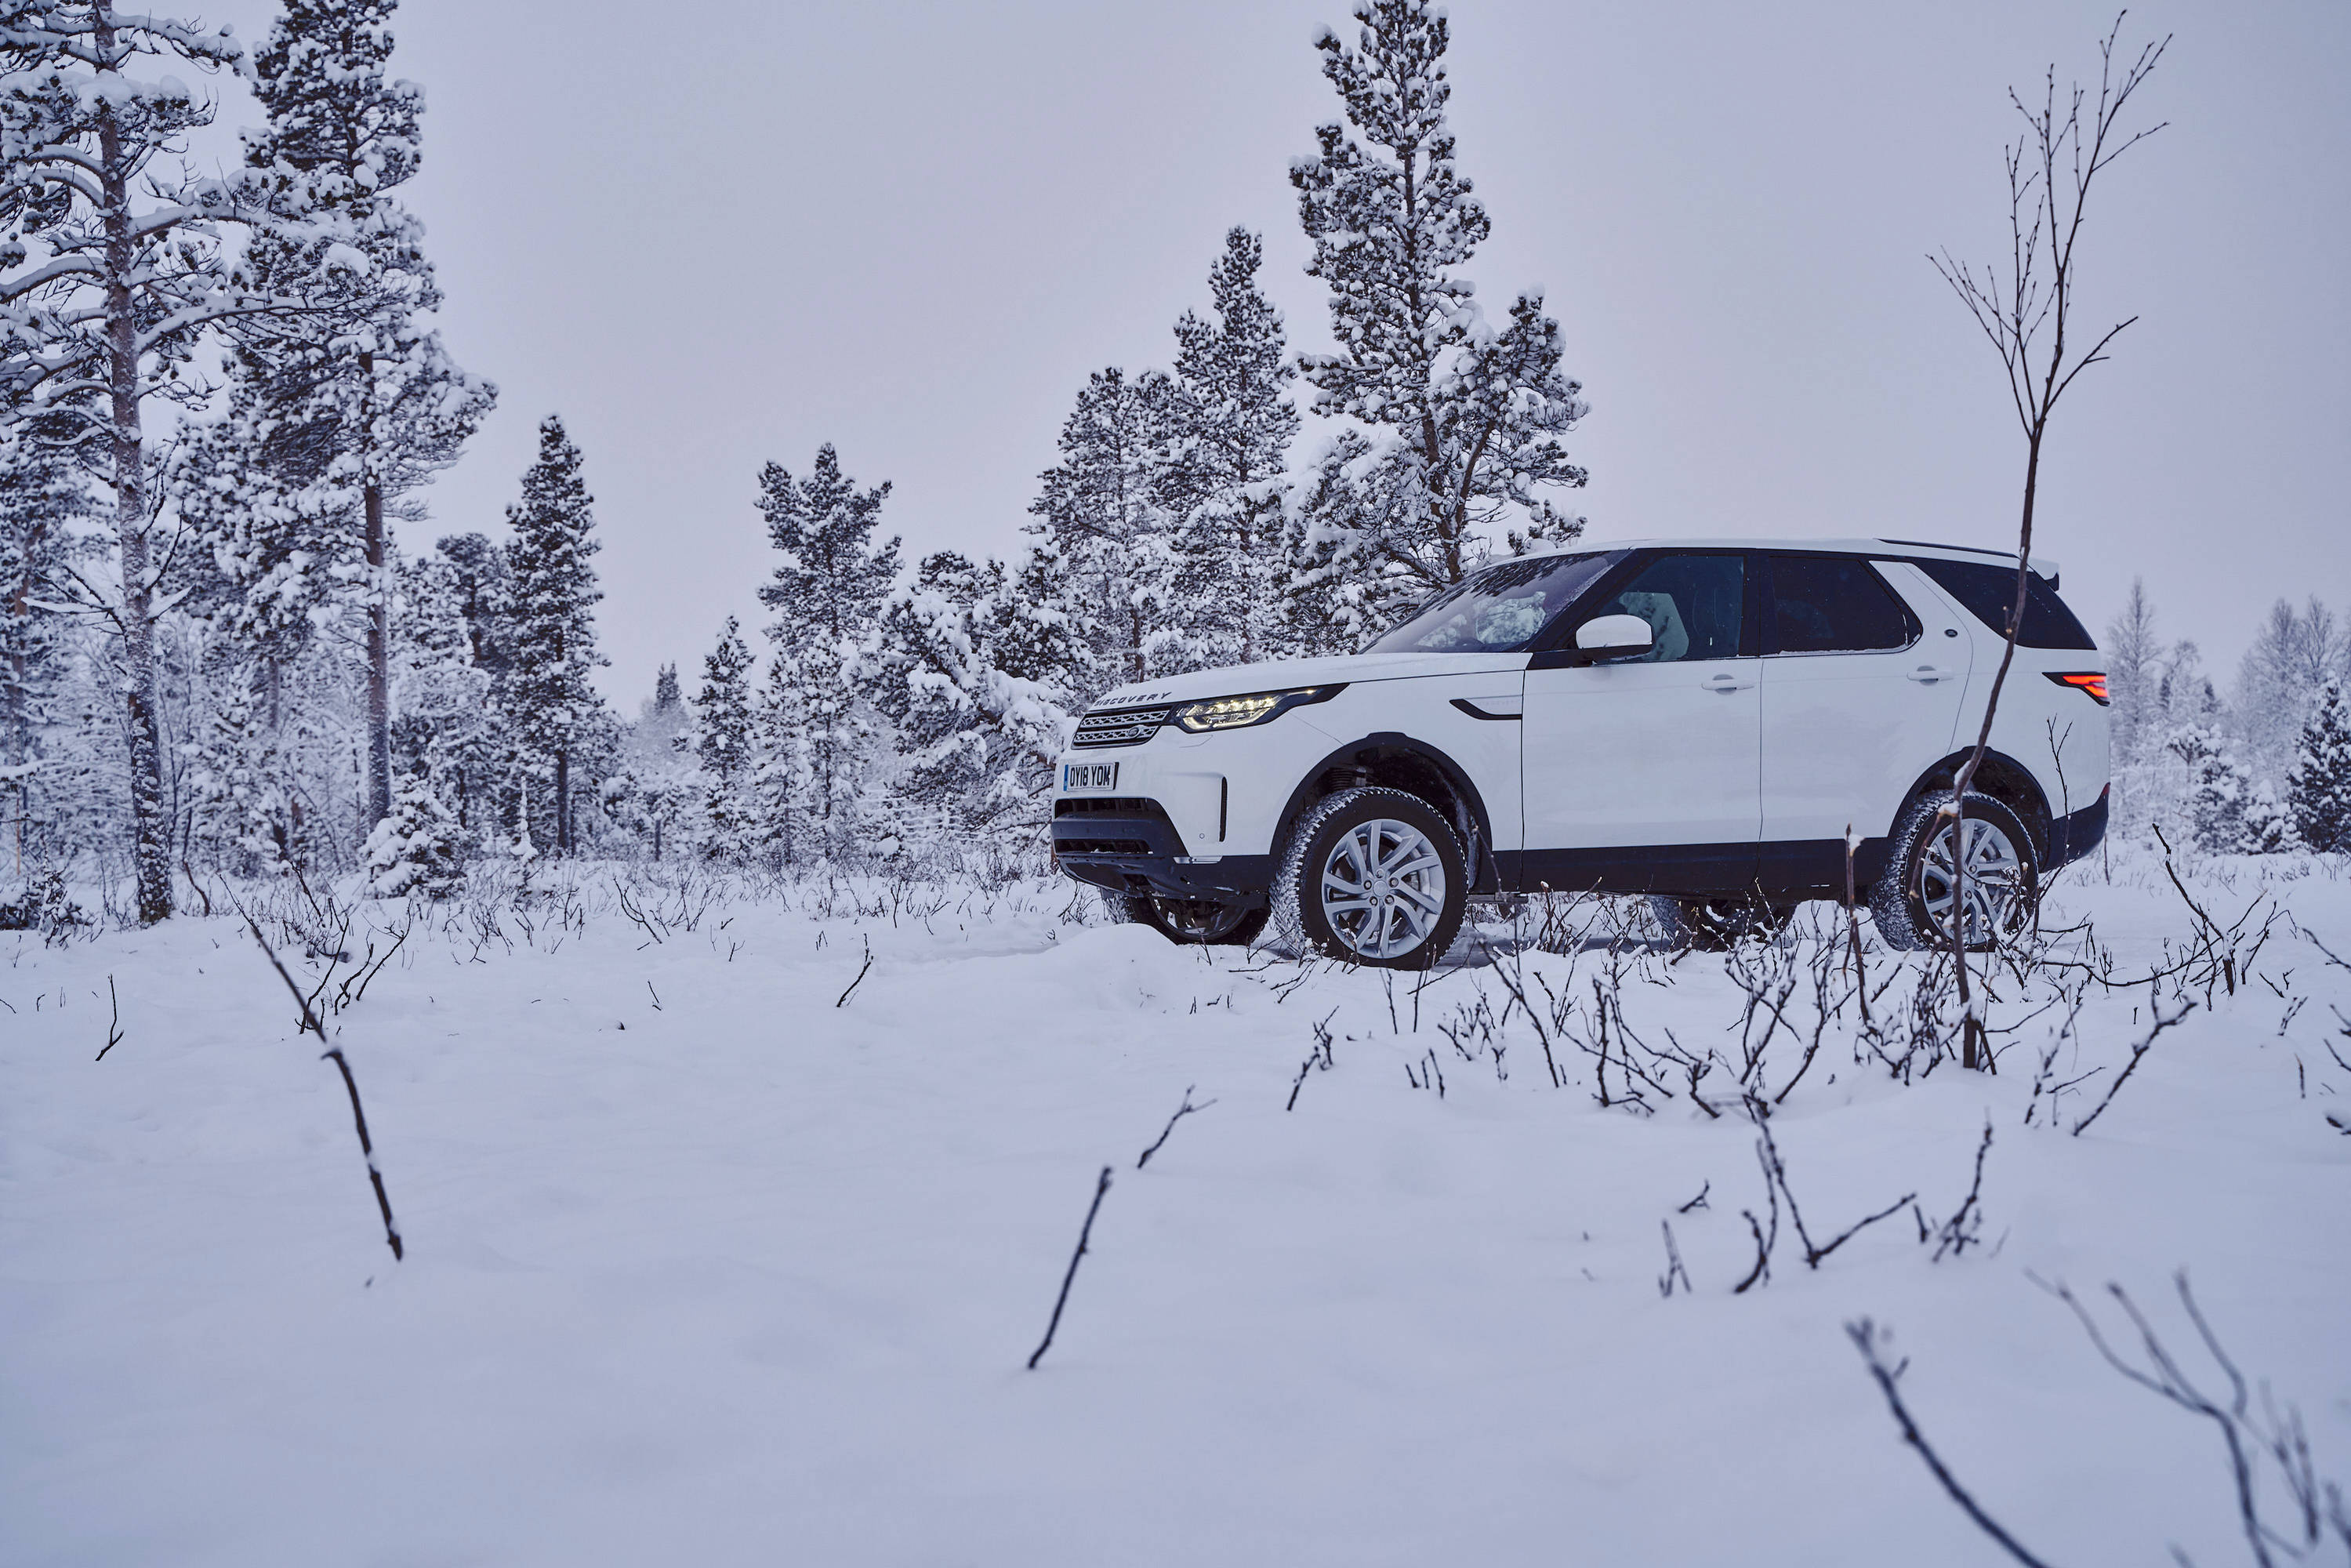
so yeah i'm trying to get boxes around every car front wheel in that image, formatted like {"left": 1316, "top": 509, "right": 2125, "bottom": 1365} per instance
{"left": 1271, "top": 786, "right": 1469, "bottom": 969}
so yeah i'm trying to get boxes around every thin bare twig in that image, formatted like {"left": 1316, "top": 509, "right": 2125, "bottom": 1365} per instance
{"left": 1848, "top": 1318, "right": 2060, "bottom": 1568}
{"left": 1137, "top": 1085, "right": 1216, "bottom": 1169}
{"left": 243, "top": 914, "right": 403, "bottom": 1262}
{"left": 1027, "top": 1166, "right": 1113, "bottom": 1370}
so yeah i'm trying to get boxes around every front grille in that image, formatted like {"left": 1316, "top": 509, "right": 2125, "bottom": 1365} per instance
{"left": 1072, "top": 705, "right": 1171, "bottom": 749}
{"left": 1058, "top": 837, "right": 1154, "bottom": 855}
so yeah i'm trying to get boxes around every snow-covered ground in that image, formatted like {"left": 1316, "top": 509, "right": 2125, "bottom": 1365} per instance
{"left": 5, "top": 849, "right": 2348, "bottom": 1566}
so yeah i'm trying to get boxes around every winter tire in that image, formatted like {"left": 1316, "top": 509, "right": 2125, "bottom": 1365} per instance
{"left": 1647, "top": 893, "right": 1795, "bottom": 952}
{"left": 1270, "top": 786, "right": 1468, "bottom": 970}
{"left": 1120, "top": 894, "right": 1269, "bottom": 946}
{"left": 1869, "top": 789, "right": 2037, "bottom": 953}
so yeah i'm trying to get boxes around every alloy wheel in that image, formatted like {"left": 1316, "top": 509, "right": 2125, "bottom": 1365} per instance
{"left": 1318, "top": 818, "right": 1449, "bottom": 961}
{"left": 1919, "top": 814, "right": 2026, "bottom": 946}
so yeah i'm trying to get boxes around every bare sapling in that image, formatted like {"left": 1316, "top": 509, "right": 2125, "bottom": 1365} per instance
{"left": 1930, "top": 1118, "right": 1994, "bottom": 1261}
{"left": 1287, "top": 1008, "right": 1339, "bottom": 1111}
{"left": 94, "top": 974, "right": 122, "bottom": 1061}
{"left": 1856, "top": 1272, "right": 2351, "bottom": 1567}
{"left": 1750, "top": 1101, "right": 1917, "bottom": 1272}
{"left": 835, "top": 935, "right": 874, "bottom": 1007}
{"left": 2039, "top": 1270, "right": 2351, "bottom": 1567}
{"left": 1026, "top": 1165, "right": 1113, "bottom": 1370}
{"left": 1137, "top": 1085, "right": 1215, "bottom": 1169}
{"left": 2070, "top": 997, "right": 2195, "bottom": 1137}
{"left": 1932, "top": 15, "right": 2168, "bottom": 1068}
{"left": 1847, "top": 1317, "right": 2060, "bottom": 1567}
{"left": 243, "top": 914, "right": 404, "bottom": 1262}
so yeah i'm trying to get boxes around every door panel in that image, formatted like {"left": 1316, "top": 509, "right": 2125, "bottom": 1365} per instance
{"left": 1759, "top": 557, "right": 1972, "bottom": 853}
{"left": 1519, "top": 553, "right": 1761, "bottom": 891}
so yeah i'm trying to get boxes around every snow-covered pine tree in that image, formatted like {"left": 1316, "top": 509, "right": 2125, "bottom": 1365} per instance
{"left": 1287, "top": 0, "right": 1588, "bottom": 632}
{"left": 749, "top": 655, "right": 805, "bottom": 862}
{"left": 0, "top": 3, "right": 297, "bottom": 920}
{"left": 692, "top": 617, "right": 756, "bottom": 857}
{"left": 611, "top": 662, "right": 692, "bottom": 860}
{"left": 1026, "top": 368, "right": 1180, "bottom": 690}
{"left": 186, "top": 675, "right": 288, "bottom": 876}
{"left": 434, "top": 532, "right": 513, "bottom": 685}
{"left": 2175, "top": 725, "right": 2250, "bottom": 854}
{"left": 756, "top": 445, "right": 899, "bottom": 857}
{"left": 0, "top": 426, "right": 88, "bottom": 877}
{"left": 198, "top": 0, "right": 494, "bottom": 833}
{"left": 875, "top": 550, "right": 988, "bottom": 815}
{"left": 876, "top": 544, "right": 1082, "bottom": 837}
{"left": 502, "top": 416, "right": 605, "bottom": 855}
{"left": 2285, "top": 681, "right": 2351, "bottom": 853}
{"left": 649, "top": 662, "right": 684, "bottom": 728}
{"left": 361, "top": 771, "right": 465, "bottom": 898}
{"left": 2241, "top": 782, "right": 2298, "bottom": 855}
{"left": 390, "top": 546, "right": 493, "bottom": 815}
{"left": 1163, "top": 228, "right": 1300, "bottom": 670}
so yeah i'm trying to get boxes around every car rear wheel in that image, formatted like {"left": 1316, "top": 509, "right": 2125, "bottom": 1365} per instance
{"left": 1870, "top": 789, "right": 2037, "bottom": 952}
{"left": 1271, "top": 786, "right": 1468, "bottom": 969}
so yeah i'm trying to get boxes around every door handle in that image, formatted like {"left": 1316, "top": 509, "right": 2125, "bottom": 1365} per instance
{"left": 1700, "top": 672, "right": 1754, "bottom": 693}
{"left": 1905, "top": 665, "right": 1954, "bottom": 684}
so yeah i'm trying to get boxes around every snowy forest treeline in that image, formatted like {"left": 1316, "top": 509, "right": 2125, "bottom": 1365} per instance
{"left": 2, "top": 1, "right": 2347, "bottom": 925}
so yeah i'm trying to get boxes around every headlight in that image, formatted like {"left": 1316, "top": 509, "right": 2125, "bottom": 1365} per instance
{"left": 1173, "top": 685, "right": 1342, "bottom": 733}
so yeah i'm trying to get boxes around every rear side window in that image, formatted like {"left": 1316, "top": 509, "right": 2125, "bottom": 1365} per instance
{"left": 1766, "top": 555, "right": 1917, "bottom": 654}
{"left": 1911, "top": 559, "right": 2097, "bottom": 651}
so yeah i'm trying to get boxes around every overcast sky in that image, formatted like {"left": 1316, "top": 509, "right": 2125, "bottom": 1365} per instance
{"left": 196, "top": 0, "right": 2350, "bottom": 702}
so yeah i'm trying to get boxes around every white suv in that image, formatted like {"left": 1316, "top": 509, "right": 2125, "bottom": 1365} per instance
{"left": 1053, "top": 539, "right": 2110, "bottom": 968}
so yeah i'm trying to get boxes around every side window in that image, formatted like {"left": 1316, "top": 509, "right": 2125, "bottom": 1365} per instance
{"left": 1585, "top": 554, "right": 1744, "bottom": 662}
{"left": 1768, "top": 556, "right": 1916, "bottom": 654}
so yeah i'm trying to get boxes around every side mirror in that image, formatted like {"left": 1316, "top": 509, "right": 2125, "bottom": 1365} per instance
{"left": 1569, "top": 613, "right": 1655, "bottom": 666}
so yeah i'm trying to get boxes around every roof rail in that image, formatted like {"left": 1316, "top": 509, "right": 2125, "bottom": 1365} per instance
{"left": 1877, "top": 537, "right": 2059, "bottom": 586}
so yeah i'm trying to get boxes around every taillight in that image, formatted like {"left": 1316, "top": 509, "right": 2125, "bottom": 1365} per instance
{"left": 2045, "top": 671, "right": 2109, "bottom": 706}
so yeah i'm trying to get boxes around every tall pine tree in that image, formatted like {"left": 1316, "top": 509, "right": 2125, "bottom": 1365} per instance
{"left": 756, "top": 445, "right": 898, "bottom": 856}
{"left": 692, "top": 616, "right": 755, "bottom": 857}
{"left": 503, "top": 416, "right": 604, "bottom": 855}
{"left": 193, "top": 0, "right": 493, "bottom": 833}
{"left": 0, "top": 3, "right": 293, "bottom": 919}
{"left": 0, "top": 427, "right": 87, "bottom": 878}
{"left": 1289, "top": 0, "right": 1587, "bottom": 632}
{"left": 2287, "top": 681, "right": 2351, "bottom": 853}
{"left": 1164, "top": 228, "right": 1299, "bottom": 669}
{"left": 1026, "top": 368, "right": 1178, "bottom": 688}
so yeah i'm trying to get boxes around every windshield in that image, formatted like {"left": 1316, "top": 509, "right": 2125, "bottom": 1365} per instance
{"left": 1365, "top": 551, "right": 1621, "bottom": 654}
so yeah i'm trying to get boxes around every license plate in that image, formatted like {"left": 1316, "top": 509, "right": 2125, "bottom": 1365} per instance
{"left": 1062, "top": 760, "right": 1118, "bottom": 792}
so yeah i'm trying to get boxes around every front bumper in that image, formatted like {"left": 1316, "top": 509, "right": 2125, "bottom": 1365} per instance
{"left": 1050, "top": 797, "right": 1274, "bottom": 904}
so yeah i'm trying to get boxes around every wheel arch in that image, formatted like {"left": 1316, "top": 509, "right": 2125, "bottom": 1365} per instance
{"left": 1896, "top": 749, "right": 2055, "bottom": 862}
{"left": 1273, "top": 731, "right": 1500, "bottom": 893}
